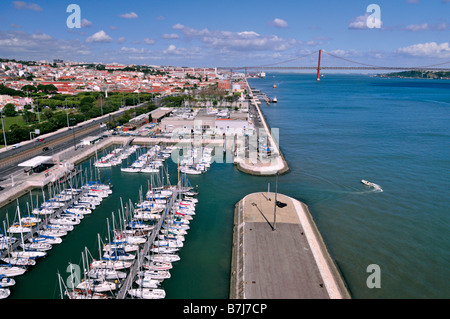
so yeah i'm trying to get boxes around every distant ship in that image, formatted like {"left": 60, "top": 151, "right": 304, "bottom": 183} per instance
{"left": 272, "top": 97, "right": 277, "bottom": 103}
{"left": 273, "top": 84, "right": 277, "bottom": 88}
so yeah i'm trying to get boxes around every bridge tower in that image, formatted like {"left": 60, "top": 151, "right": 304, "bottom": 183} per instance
{"left": 316, "top": 49, "right": 322, "bottom": 81}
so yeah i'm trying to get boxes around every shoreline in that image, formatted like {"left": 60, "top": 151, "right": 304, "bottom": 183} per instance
{"left": 234, "top": 78, "right": 289, "bottom": 176}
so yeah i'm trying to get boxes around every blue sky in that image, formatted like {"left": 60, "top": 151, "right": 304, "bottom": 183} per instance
{"left": 0, "top": 0, "right": 449, "bottom": 68}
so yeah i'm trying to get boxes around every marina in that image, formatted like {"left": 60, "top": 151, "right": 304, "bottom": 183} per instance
{"left": 0, "top": 73, "right": 448, "bottom": 300}
{"left": 0, "top": 170, "right": 113, "bottom": 298}
{"left": 1, "top": 141, "right": 202, "bottom": 299}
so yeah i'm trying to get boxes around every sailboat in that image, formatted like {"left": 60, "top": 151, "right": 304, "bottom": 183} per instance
{"left": 28, "top": 234, "right": 62, "bottom": 245}
{"left": 128, "top": 288, "right": 166, "bottom": 299}
{"left": 21, "top": 242, "right": 53, "bottom": 252}
{"left": 147, "top": 253, "right": 180, "bottom": 263}
{"left": 1, "top": 256, "right": 36, "bottom": 267}
{"left": 0, "top": 288, "right": 11, "bottom": 299}
{"left": 57, "top": 271, "right": 108, "bottom": 299}
{"left": 0, "top": 275, "right": 15, "bottom": 288}
{"left": 7, "top": 206, "right": 33, "bottom": 234}
{"left": 75, "top": 250, "right": 118, "bottom": 293}
{"left": 135, "top": 276, "right": 160, "bottom": 289}
{"left": 9, "top": 250, "right": 47, "bottom": 260}
{"left": 87, "top": 267, "right": 127, "bottom": 281}
{"left": 143, "top": 261, "right": 173, "bottom": 271}
{"left": 76, "top": 279, "right": 117, "bottom": 293}
{"left": 0, "top": 265, "right": 27, "bottom": 277}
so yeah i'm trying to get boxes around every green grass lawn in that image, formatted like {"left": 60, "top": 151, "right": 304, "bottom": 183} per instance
{"left": 1, "top": 115, "right": 43, "bottom": 131}
{"left": 2, "top": 115, "right": 27, "bottom": 130}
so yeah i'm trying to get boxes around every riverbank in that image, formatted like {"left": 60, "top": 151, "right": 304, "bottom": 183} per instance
{"left": 230, "top": 192, "right": 350, "bottom": 299}
{"left": 0, "top": 135, "right": 224, "bottom": 209}
{"left": 234, "top": 79, "right": 289, "bottom": 176}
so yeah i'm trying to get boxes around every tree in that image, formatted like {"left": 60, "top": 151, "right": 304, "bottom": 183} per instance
{"left": 3, "top": 103, "right": 17, "bottom": 117}
{"left": 37, "top": 84, "right": 58, "bottom": 93}
{"left": 42, "top": 109, "right": 54, "bottom": 120}
{"left": 21, "top": 85, "right": 37, "bottom": 93}
{"left": 23, "top": 110, "right": 36, "bottom": 123}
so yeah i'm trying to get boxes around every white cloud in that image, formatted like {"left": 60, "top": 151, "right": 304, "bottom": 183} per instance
{"left": 120, "top": 12, "right": 138, "bottom": 19}
{"left": 12, "top": 1, "right": 42, "bottom": 11}
{"left": 404, "top": 23, "right": 429, "bottom": 31}
{"left": 166, "top": 45, "right": 177, "bottom": 52}
{"left": 172, "top": 24, "right": 185, "bottom": 30}
{"left": 86, "top": 30, "right": 113, "bottom": 43}
{"left": 120, "top": 47, "right": 147, "bottom": 54}
{"left": 271, "top": 18, "right": 288, "bottom": 28}
{"left": 349, "top": 15, "right": 368, "bottom": 29}
{"left": 171, "top": 24, "right": 297, "bottom": 52}
{"left": 0, "top": 30, "right": 90, "bottom": 59}
{"left": 161, "top": 33, "right": 180, "bottom": 39}
{"left": 81, "top": 19, "right": 93, "bottom": 28}
{"left": 396, "top": 42, "right": 450, "bottom": 58}
{"left": 117, "top": 37, "right": 126, "bottom": 44}
{"left": 142, "top": 38, "right": 155, "bottom": 45}
{"left": 31, "top": 32, "right": 52, "bottom": 41}
{"left": 403, "top": 23, "right": 449, "bottom": 31}
{"left": 349, "top": 14, "right": 382, "bottom": 29}
{"left": 162, "top": 44, "right": 202, "bottom": 58}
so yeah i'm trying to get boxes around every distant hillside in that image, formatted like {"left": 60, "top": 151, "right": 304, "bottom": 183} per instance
{"left": 377, "top": 70, "right": 450, "bottom": 79}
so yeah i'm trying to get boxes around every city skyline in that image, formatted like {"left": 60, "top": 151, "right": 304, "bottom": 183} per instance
{"left": 1, "top": 0, "right": 449, "bottom": 67}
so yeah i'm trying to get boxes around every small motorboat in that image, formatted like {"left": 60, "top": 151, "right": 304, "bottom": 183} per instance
{"left": 361, "top": 180, "right": 375, "bottom": 187}
{"left": 361, "top": 180, "right": 383, "bottom": 192}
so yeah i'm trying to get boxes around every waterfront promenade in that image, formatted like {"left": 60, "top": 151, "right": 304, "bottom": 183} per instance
{"left": 0, "top": 135, "right": 222, "bottom": 208}
{"left": 230, "top": 192, "right": 350, "bottom": 299}
{"left": 234, "top": 79, "right": 289, "bottom": 176}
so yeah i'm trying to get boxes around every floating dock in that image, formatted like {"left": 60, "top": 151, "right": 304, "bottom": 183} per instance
{"left": 230, "top": 192, "right": 350, "bottom": 299}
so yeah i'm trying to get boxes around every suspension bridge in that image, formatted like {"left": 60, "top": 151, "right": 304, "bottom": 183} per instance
{"left": 218, "top": 50, "right": 450, "bottom": 81}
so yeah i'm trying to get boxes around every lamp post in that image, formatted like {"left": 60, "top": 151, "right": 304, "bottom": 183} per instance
{"left": 273, "top": 171, "right": 279, "bottom": 231}
{"left": 1, "top": 109, "right": 7, "bottom": 150}
{"left": 65, "top": 99, "right": 69, "bottom": 128}
{"left": 70, "top": 118, "right": 76, "bottom": 150}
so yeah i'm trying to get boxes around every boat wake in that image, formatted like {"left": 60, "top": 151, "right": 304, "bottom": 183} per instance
{"left": 361, "top": 180, "right": 383, "bottom": 193}
{"left": 299, "top": 172, "right": 383, "bottom": 196}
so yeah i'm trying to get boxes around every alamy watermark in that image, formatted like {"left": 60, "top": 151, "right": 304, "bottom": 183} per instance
{"left": 66, "top": 4, "right": 81, "bottom": 29}
{"left": 66, "top": 263, "right": 81, "bottom": 288}
{"left": 366, "top": 4, "right": 381, "bottom": 29}
{"left": 366, "top": 264, "right": 381, "bottom": 288}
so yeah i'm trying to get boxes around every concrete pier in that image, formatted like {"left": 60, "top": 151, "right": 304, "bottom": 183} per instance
{"left": 230, "top": 192, "right": 350, "bottom": 299}
{"left": 234, "top": 79, "right": 289, "bottom": 176}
